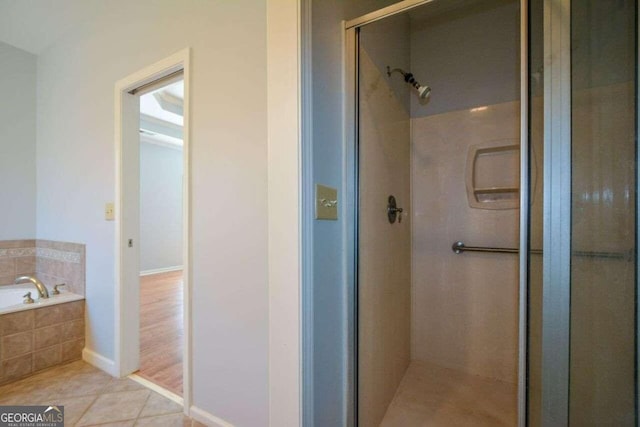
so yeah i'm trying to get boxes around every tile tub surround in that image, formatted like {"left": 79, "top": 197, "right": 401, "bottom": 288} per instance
{"left": 0, "top": 239, "right": 86, "bottom": 296}
{"left": 0, "top": 300, "right": 85, "bottom": 386}
{"left": 0, "top": 360, "right": 206, "bottom": 426}
{"left": 0, "top": 240, "right": 36, "bottom": 286}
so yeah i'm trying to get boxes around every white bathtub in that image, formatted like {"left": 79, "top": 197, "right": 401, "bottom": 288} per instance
{"left": 0, "top": 284, "right": 84, "bottom": 315}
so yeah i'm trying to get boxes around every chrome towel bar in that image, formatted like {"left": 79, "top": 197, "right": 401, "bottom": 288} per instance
{"left": 451, "top": 241, "right": 632, "bottom": 260}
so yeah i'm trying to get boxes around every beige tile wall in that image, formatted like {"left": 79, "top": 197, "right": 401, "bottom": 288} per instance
{"left": 35, "top": 240, "right": 85, "bottom": 296}
{"left": 411, "top": 101, "right": 520, "bottom": 384}
{"left": 0, "top": 240, "right": 85, "bottom": 296}
{"left": 0, "top": 240, "right": 37, "bottom": 286}
{"left": 358, "top": 48, "right": 412, "bottom": 427}
{"left": 0, "top": 300, "right": 85, "bottom": 385}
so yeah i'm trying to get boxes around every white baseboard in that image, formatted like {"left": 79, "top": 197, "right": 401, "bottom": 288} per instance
{"left": 189, "top": 406, "right": 235, "bottom": 427}
{"left": 139, "top": 265, "right": 183, "bottom": 276}
{"left": 82, "top": 348, "right": 118, "bottom": 376}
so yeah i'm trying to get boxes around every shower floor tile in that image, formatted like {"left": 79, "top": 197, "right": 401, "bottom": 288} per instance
{"left": 380, "top": 361, "right": 517, "bottom": 427}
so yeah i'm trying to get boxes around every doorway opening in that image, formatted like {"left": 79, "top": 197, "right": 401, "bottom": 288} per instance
{"left": 136, "top": 77, "right": 185, "bottom": 396}
{"left": 115, "top": 49, "right": 191, "bottom": 409}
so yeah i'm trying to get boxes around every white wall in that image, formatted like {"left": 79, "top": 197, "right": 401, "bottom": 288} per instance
{"left": 139, "top": 141, "right": 183, "bottom": 273}
{"left": 0, "top": 41, "right": 36, "bottom": 240}
{"left": 31, "top": 2, "right": 268, "bottom": 425}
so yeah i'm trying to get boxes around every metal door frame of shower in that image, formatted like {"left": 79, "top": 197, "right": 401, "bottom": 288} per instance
{"left": 541, "top": 1, "right": 640, "bottom": 425}
{"left": 540, "top": 0, "right": 571, "bottom": 424}
{"left": 343, "top": 0, "right": 530, "bottom": 425}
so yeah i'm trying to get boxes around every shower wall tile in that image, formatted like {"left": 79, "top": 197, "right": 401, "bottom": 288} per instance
{"left": 411, "top": 100, "right": 521, "bottom": 384}
{"left": 358, "top": 46, "right": 411, "bottom": 427}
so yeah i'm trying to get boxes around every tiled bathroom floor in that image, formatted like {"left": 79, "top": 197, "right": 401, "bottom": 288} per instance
{"left": 380, "top": 361, "right": 517, "bottom": 427}
{"left": 0, "top": 360, "right": 205, "bottom": 426}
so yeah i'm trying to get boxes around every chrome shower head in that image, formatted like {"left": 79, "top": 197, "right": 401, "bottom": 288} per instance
{"left": 386, "top": 66, "right": 431, "bottom": 100}
{"left": 416, "top": 84, "right": 431, "bottom": 99}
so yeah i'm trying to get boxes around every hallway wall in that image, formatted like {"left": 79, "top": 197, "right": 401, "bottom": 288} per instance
{"left": 139, "top": 141, "right": 183, "bottom": 273}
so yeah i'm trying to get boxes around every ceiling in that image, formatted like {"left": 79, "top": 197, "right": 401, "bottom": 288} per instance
{"left": 140, "top": 80, "right": 184, "bottom": 148}
{"left": 0, "top": 1, "right": 185, "bottom": 148}
{"left": 140, "top": 81, "right": 184, "bottom": 127}
{"left": 0, "top": 0, "right": 115, "bottom": 54}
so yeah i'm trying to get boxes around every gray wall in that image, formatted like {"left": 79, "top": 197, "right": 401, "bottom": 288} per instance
{"left": 410, "top": 0, "right": 520, "bottom": 117}
{"left": 0, "top": 41, "right": 36, "bottom": 239}
{"left": 309, "top": 1, "right": 402, "bottom": 426}
{"left": 360, "top": 13, "right": 411, "bottom": 112}
{"left": 139, "top": 141, "right": 183, "bottom": 272}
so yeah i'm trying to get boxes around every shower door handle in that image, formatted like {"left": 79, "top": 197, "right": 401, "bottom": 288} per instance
{"left": 387, "top": 195, "right": 404, "bottom": 224}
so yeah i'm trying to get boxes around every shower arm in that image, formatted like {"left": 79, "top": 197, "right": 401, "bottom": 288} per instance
{"left": 386, "top": 66, "right": 430, "bottom": 99}
{"left": 386, "top": 66, "right": 412, "bottom": 82}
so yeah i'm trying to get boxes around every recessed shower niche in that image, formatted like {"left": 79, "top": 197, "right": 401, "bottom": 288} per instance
{"left": 466, "top": 139, "right": 520, "bottom": 209}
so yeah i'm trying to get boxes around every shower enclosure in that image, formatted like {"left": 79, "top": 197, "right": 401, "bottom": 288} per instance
{"left": 344, "top": 0, "right": 637, "bottom": 425}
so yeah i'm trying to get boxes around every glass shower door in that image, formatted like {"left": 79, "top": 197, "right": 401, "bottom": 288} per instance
{"left": 528, "top": 0, "right": 638, "bottom": 425}
{"left": 569, "top": 1, "right": 637, "bottom": 425}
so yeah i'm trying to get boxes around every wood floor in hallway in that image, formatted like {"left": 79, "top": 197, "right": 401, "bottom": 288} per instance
{"left": 137, "top": 270, "right": 183, "bottom": 396}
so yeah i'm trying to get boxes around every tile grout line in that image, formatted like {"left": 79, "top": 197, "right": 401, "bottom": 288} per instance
{"left": 70, "top": 376, "right": 124, "bottom": 426}
{"left": 2, "top": 359, "right": 194, "bottom": 426}
{"left": 64, "top": 370, "right": 114, "bottom": 427}
{"left": 132, "top": 387, "right": 154, "bottom": 425}
{"left": 68, "top": 391, "right": 101, "bottom": 426}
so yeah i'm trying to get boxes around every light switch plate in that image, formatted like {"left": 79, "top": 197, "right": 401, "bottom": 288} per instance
{"left": 316, "top": 184, "right": 338, "bottom": 220}
{"left": 105, "top": 203, "right": 115, "bottom": 221}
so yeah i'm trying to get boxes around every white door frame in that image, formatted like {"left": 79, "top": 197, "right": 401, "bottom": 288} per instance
{"left": 344, "top": 1, "right": 529, "bottom": 425}
{"left": 267, "top": 0, "right": 303, "bottom": 425}
{"left": 114, "top": 48, "right": 192, "bottom": 411}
